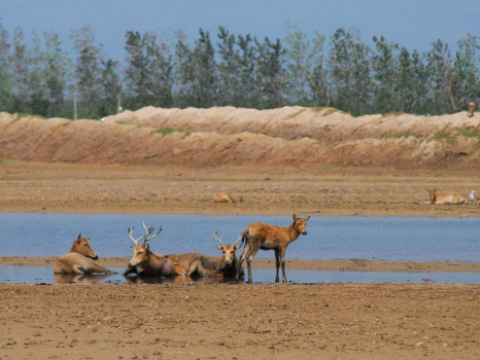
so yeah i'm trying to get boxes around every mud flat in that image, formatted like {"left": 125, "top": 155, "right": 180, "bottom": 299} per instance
{"left": 0, "top": 283, "right": 479, "bottom": 360}
{"left": 0, "top": 161, "right": 479, "bottom": 217}
{"left": 2, "top": 257, "right": 480, "bottom": 272}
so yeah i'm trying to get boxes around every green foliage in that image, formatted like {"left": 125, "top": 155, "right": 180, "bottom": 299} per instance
{"left": 153, "top": 127, "right": 184, "bottom": 135}
{"left": 459, "top": 130, "right": 480, "bottom": 138}
{"left": 432, "top": 132, "right": 456, "bottom": 145}
{"left": 287, "top": 108, "right": 306, "bottom": 118}
{"left": 319, "top": 164, "right": 333, "bottom": 170}
{"left": 0, "top": 155, "right": 3, "bottom": 164}
{"left": 386, "top": 132, "right": 421, "bottom": 139}
{"left": 1, "top": 19, "right": 480, "bottom": 118}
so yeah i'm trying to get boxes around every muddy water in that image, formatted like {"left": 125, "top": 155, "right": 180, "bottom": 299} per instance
{"left": 0, "top": 213, "right": 479, "bottom": 262}
{"left": 1, "top": 266, "right": 479, "bottom": 285}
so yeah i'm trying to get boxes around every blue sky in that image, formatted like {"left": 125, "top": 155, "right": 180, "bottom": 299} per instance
{"left": 1, "top": 0, "right": 479, "bottom": 60}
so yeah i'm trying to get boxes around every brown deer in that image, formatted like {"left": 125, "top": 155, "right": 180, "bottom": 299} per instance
{"left": 54, "top": 234, "right": 112, "bottom": 275}
{"left": 183, "top": 232, "right": 244, "bottom": 280}
{"left": 427, "top": 189, "right": 465, "bottom": 205}
{"left": 123, "top": 222, "right": 186, "bottom": 277}
{"left": 468, "top": 102, "right": 475, "bottom": 117}
{"left": 236, "top": 214, "right": 311, "bottom": 283}
{"left": 214, "top": 192, "right": 237, "bottom": 203}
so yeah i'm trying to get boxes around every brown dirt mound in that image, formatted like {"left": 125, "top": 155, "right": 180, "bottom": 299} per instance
{"left": 104, "top": 105, "right": 480, "bottom": 141}
{"left": 1, "top": 110, "right": 480, "bottom": 170}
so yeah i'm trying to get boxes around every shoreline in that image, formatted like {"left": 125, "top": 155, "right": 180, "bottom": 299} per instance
{"left": 2, "top": 257, "right": 480, "bottom": 272}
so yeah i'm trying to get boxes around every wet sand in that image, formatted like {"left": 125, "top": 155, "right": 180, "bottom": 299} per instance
{"left": 1, "top": 283, "right": 479, "bottom": 360}
{"left": 0, "top": 161, "right": 479, "bottom": 217}
{"left": 2, "top": 257, "right": 480, "bottom": 272}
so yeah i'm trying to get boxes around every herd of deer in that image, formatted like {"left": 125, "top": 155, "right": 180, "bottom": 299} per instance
{"left": 54, "top": 214, "right": 311, "bottom": 284}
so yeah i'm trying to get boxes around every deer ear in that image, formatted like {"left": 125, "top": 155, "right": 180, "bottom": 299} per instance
{"left": 76, "top": 234, "right": 82, "bottom": 243}
{"left": 145, "top": 244, "right": 150, "bottom": 250}
{"left": 215, "top": 245, "right": 223, "bottom": 250}
{"left": 235, "top": 244, "right": 242, "bottom": 250}
{"left": 292, "top": 214, "right": 296, "bottom": 220}
{"left": 305, "top": 216, "right": 311, "bottom": 222}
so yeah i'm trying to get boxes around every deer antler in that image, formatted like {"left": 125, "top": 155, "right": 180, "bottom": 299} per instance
{"left": 142, "top": 221, "right": 155, "bottom": 237}
{"left": 232, "top": 233, "right": 243, "bottom": 246}
{"left": 213, "top": 231, "right": 225, "bottom": 246}
{"left": 143, "top": 225, "right": 163, "bottom": 245}
{"left": 127, "top": 225, "right": 144, "bottom": 246}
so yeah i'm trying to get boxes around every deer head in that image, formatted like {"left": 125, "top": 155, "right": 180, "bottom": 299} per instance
{"left": 292, "top": 214, "right": 310, "bottom": 235}
{"left": 70, "top": 234, "right": 98, "bottom": 260}
{"left": 213, "top": 231, "right": 243, "bottom": 268}
{"left": 127, "top": 222, "right": 163, "bottom": 268}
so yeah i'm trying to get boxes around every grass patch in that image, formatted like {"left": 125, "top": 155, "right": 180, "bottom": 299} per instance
{"left": 386, "top": 132, "right": 421, "bottom": 139}
{"left": 63, "top": 122, "right": 71, "bottom": 127}
{"left": 459, "top": 130, "right": 480, "bottom": 138}
{"left": 0, "top": 155, "right": 3, "bottom": 164}
{"left": 304, "top": 134, "right": 313, "bottom": 139}
{"left": 153, "top": 127, "right": 184, "bottom": 136}
{"left": 15, "top": 113, "right": 46, "bottom": 120}
{"left": 287, "top": 108, "right": 306, "bottom": 118}
{"left": 432, "top": 132, "right": 456, "bottom": 145}
{"left": 329, "top": 142, "right": 343, "bottom": 149}
{"left": 323, "top": 108, "right": 347, "bottom": 116}
{"left": 382, "top": 112, "right": 407, "bottom": 117}
{"left": 310, "top": 107, "right": 326, "bottom": 113}
{"left": 319, "top": 164, "right": 333, "bottom": 170}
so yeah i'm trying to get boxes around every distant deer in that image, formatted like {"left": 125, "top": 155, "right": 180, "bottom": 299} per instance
{"left": 54, "top": 234, "right": 112, "bottom": 275}
{"left": 427, "top": 189, "right": 465, "bottom": 205}
{"left": 123, "top": 222, "right": 186, "bottom": 277}
{"left": 182, "top": 232, "right": 244, "bottom": 280}
{"left": 236, "top": 214, "right": 311, "bottom": 283}
{"left": 468, "top": 102, "right": 475, "bottom": 117}
{"left": 214, "top": 193, "right": 237, "bottom": 203}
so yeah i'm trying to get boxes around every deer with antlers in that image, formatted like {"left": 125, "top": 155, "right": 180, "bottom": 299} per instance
{"left": 180, "top": 232, "right": 244, "bottom": 280}
{"left": 123, "top": 222, "right": 186, "bottom": 277}
{"left": 54, "top": 234, "right": 113, "bottom": 275}
{"left": 236, "top": 214, "right": 311, "bottom": 283}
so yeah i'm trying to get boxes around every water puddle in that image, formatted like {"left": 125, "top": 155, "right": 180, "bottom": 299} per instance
{"left": 1, "top": 266, "right": 479, "bottom": 285}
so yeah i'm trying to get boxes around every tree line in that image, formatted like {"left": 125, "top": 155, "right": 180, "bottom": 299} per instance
{"left": 0, "top": 22, "right": 479, "bottom": 119}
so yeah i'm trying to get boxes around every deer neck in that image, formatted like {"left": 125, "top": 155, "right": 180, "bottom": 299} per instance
{"left": 286, "top": 224, "right": 301, "bottom": 243}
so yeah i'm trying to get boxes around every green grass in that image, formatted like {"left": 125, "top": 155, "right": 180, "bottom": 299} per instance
{"left": 319, "top": 164, "right": 333, "bottom": 170}
{"left": 329, "top": 142, "right": 343, "bottom": 149}
{"left": 386, "top": 132, "right": 421, "bottom": 139}
{"left": 382, "top": 112, "right": 407, "bottom": 117}
{"left": 63, "top": 122, "right": 71, "bottom": 127}
{"left": 153, "top": 127, "right": 184, "bottom": 136}
{"left": 15, "top": 113, "right": 46, "bottom": 120}
{"left": 304, "top": 134, "right": 313, "bottom": 139}
{"left": 310, "top": 107, "right": 326, "bottom": 113}
{"left": 432, "top": 132, "right": 456, "bottom": 145}
{"left": 323, "top": 108, "right": 347, "bottom": 116}
{"left": 286, "top": 108, "right": 306, "bottom": 118}
{"left": 0, "top": 155, "right": 4, "bottom": 164}
{"left": 459, "top": 130, "right": 480, "bottom": 138}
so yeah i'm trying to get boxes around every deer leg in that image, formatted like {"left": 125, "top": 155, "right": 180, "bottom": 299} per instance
{"left": 280, "top": 248, "right": 287, "bottom": 283}
{"left": 236, "top": 244, "right": 250, "bottom": 282}
{"left": 246, "top": 247, "right": 260, "bottom": 284}
{"left": 72, "top": 265, "right": 86, "bottom": 275}
{"left": 274, "top": 248, "right": 281, "bottom": 283}
{"left": 186, "top": 260, "right": 199, "bottom": 277}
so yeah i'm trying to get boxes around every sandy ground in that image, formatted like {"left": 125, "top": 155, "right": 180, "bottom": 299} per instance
{"left": 0, "top": 161, "right": 479, "bottom": 217}
{"left": 2, "top": 257, "right": 480, "bottom": 272}
{"left": 0, "top": 283, "right": 479, "bottom": 360}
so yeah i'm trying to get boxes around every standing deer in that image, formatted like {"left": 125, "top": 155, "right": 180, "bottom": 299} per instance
{"left": 54, "top": 234, "right": 113, "bottom": 275}
{"left": 123, "top": 222, "right": 186, "bottom": 277}
{"left": 427, "top": 189, "right": 465, "bottom": 205}
{"left": 468, "top": 102, "right": 475, "bottom": 117}
{"left": 183, "top": 232, "right": 244, "bottom": 280}
{"left": 236, "top": 214, "right": 311, "bottom": 283}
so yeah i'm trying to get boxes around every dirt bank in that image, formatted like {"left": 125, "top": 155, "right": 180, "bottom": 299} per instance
{"left": 2, "top": 256, "right": 480, "bottom": 272}
{"left": 1, "top": 283, "right": 479, "bottom": 360}
{"left": 1, "top": 109, "right": 480, "bottom": 170}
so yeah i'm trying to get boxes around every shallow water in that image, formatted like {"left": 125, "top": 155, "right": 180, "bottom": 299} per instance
{"left": 0, "top": 266, "right": 479, "bottom": 285}
{"left": 0, "top": 213, "right": 479, "bottom": 262}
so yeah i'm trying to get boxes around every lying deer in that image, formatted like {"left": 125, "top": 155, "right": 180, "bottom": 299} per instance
{"left": 182, "top": 232, "right": 244, "bottom": 280}
{"left": 236, "top": 214, "right": 311, "bottom": 283}
{"left": 427, "top": 189, "right": 465, "bottom": 205}
{"left": 123, "top": 222, "right": 186, "bottom": 277}
{"left": 54, "top": 234, "right": 112, "bottom": 275}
